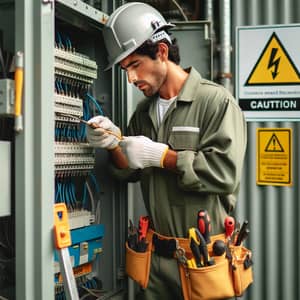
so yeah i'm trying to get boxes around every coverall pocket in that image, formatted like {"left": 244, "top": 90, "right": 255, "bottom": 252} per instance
{"left": 168, "top": 129, "right": 199, "bottom": 151}
{"left": 231, "top": 246, "right": 254, "bottom": 296}
{"left": 125, "top": 241, "right": 152, "bottom": 289}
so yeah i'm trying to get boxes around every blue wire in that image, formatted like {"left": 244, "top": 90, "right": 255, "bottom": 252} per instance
{"left": 70, "top": 181, "right": 76, "bottom": 208}
{"left": 56, "top": 31, "right": 63, "bottom": 48}
{"left": 66, "top": 181, "right": 72, "bottom": 209}
{"left": 89, "top": 172, "right": 100, "bottom": 194}
{"left": 57, "top": 182, "right": 62, "bottom": 203}
{"left": 85, "top": 93, "right": 104, "bottom": 115}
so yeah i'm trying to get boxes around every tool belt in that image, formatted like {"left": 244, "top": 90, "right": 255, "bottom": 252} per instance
{"left": 125, "top": 229, "right": 253, "bottom": 299}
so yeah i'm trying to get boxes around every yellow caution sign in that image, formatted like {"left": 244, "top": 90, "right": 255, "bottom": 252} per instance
{"left": 256, "top": 128, "right": 292, "bottom": 186}
{"left": 246, "top": 32, "right": 300, "bottom": 85}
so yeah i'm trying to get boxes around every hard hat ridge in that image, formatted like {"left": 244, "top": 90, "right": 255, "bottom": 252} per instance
{"left": 103, "top": 2, "right": 175, "bottom": 70}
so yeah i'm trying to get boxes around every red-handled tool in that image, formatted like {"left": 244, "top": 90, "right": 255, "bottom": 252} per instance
{"left": 197, "top": 209, "right": 211, "bottom": 243}
{"left": 138, "top": 215, "right": 149, "bottom": 241}
{"left": 224, "top": 216, "right": 235, "bottom": 240}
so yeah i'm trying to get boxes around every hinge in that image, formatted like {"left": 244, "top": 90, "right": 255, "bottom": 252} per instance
{"left": 42, "top": 0, "right": 54, "bottom": 9}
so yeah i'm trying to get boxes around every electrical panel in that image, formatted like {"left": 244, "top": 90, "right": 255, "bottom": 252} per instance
{"left": 52, "top": 1, "right": 127, "bottom": 298}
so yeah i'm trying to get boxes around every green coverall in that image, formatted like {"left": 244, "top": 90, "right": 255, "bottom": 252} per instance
{"left": 111, "top": 67, "right": 247, "bottom": 299}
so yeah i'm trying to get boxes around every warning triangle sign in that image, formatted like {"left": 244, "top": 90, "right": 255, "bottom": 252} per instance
{"left": 265, "top": 133, "right": 284, "bottom": 152}
{"left": 245, "top": 32, "right": 300, "bottom": 85}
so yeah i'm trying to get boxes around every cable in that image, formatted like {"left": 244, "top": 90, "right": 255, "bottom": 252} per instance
{"left": 79, "top": 285, "right": 103, "bottom": 299}
{"left": 85, "top": 181, "right": 95, "bottom": 215}
{"left": 85, "top": 93, "right": 104, "bottom": 116}
{"left": 171, "top": 0, "right": 188, "bottom": 21}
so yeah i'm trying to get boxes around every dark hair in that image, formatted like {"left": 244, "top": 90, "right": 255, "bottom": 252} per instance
{"left": 134, "top": 34, "right": 180, "bottom": 65}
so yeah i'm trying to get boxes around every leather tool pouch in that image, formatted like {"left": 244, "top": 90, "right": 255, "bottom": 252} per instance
{"left": 178, "top": 234, "right": 253, "bottom": 300}
{"left": 125, "top": 238, "right": 152, "bottom": 289}
{"left": 231, "top": 245, "right": 254, "bottom": 296}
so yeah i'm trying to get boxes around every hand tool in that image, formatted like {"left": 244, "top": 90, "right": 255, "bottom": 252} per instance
{"left": 53, "top": 203, "right": 80, "bottom": 300}
{"left": 189, "top": 228, "right": 214, "bottom": 266}
{"left": 14, "top": 51, "right": 24, "bottom": 132}
{"left": 175, "top": 241, "right": 189, "bottom": 266}
{"left": 127, "top": 219, "right": 138, "bottom": 250}
{"left": 175, "top": 240, "right": 197, "bottom": 271}
{"left": 231, "top": 221, "right": 240, "bottom": 245}
{"left": 138, "top": 215, "right": 149, "bottom": 241}
{"left": 235, "top": 228, "right": 250, "bottom": 246}
{"left": 224, "top": 216, "right": 235, "bottom": 242}
{"left": 212, "top": 240, "right": 226, "bottom": 256}
{"left": 189, "top": 235, "right": 203, "bottom": 267}
{"left": 197, "top": 209, "right": 211, "bottom": 244}
{"left": 56, "top": 112, "right": 123, "bottom": 140}
{"left": 235, "top": 220, "right": 249, "bottom": 246}
{"left": 136, "top": 216, "right": 149, "bottom": 252}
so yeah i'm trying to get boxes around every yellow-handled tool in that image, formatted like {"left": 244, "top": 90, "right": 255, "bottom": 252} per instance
{"left": 14, "top": 51, "right": 24, "bottom": 132}
{"left": 56, "top": 112, "right": 123, "bottom": 140}
{"left": 54, "top": 203, "right": 80, "bottom": 300}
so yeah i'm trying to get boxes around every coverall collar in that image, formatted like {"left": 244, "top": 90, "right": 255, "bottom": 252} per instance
{"left": 147, "top": 67, "right": 202, "bottom": 132}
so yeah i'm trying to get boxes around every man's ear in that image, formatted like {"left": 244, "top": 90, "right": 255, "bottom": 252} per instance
{"left": 157, "top": 42, "right": 169, "bottom": 61}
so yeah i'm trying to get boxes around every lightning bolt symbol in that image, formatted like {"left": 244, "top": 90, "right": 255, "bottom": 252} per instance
{"left": 268, "top": 48, "right": 280, "bottom": 79}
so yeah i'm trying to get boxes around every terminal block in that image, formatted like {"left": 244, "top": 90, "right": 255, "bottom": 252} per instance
{"left": 54, "top": 142, "right": 95, "bottom": 173}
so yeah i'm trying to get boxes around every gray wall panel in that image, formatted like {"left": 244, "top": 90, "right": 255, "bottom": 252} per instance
{"left": 232, "top": 1, "right": 300, "bottom": 299}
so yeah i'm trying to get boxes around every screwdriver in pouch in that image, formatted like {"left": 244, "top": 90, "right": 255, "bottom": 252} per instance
{"left": 189, "top": 231, "right": 203, "bottom": 267}
{"left": 189, "top": 228, "right": 214, "bottom": 267}
{"left": 235, "top": 220, "right": 250, "bottom": 246}
{"left": 197, "top": 209, "right": 211, "bottom": 244}
{"left": 127, "top": 219, "right": 138, "bottom": 251}
{"left": 224, "top": 216, "right": 235, "bottom": 242}
{"left": 136, "top": 216, "right": 149, "bottom": 252}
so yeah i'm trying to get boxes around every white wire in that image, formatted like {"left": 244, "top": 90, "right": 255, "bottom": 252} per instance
{"left": 79, "top": 286, "right": 103, "bottom": 299}
{"left": 171, "top": 0, "right": 188, "bottom": 21}
{"left": 85, "top": 180, "right": 95, "bottom": 215}
{"left": 95, "top": 198, "right": 101, "bottom": 224}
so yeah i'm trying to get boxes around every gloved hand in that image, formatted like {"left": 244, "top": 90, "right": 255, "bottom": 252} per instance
{"left": 119, "top": 136, "right": 169, "bottom": 169}
{"left": 86, "top": 116, "right": 121, "bottom": 149}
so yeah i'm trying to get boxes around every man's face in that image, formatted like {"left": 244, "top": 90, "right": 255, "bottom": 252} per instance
{"left": 120, "top": 51, "right": 167, "bottom": 97}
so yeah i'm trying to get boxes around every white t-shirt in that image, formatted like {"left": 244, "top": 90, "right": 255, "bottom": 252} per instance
{"left": 156, "top": 95, "right": 177, "bottom": 127}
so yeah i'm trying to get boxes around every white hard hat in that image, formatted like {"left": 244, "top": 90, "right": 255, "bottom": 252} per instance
{"left": 103, "top": 2, "right": 175, "bottom": 70}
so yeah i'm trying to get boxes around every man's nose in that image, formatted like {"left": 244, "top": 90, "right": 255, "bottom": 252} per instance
{"left": 127, "top": 70, "right": 137, "bottom": 84}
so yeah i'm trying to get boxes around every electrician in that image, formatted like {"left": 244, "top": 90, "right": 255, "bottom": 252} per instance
{"left": 87, "top": 2, "right": 247, "bottom": 299}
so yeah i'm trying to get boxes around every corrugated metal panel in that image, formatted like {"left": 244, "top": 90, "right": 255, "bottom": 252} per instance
{"left": 232, "top": 1, "right": 300, "bottom": 299}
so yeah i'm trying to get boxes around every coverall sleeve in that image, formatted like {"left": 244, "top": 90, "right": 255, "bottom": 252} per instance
{"left": 176, "top": 98, "right": 247, "bottom": 195}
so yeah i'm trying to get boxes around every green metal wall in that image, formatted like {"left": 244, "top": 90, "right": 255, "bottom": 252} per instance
{"left": 232, "top": 1, "right": 300, "bottom": 299}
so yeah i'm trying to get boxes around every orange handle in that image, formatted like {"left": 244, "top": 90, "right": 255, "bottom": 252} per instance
{"left": 14, "top": 51, "right": 23, "bottom": 117}
{"left": 53, "top": 203, "right": 72, "bottom": 249}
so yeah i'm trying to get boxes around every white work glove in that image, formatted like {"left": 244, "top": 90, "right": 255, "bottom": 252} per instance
{"left": 119, "top": 136, "right": 169, "bottom": 169}
{"left": 86, "top": 116, "right": 121, "bottom": 149}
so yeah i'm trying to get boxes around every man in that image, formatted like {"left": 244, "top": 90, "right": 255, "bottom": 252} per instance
{"left": 87, "top": 2, "right": 247, "bottom": 299}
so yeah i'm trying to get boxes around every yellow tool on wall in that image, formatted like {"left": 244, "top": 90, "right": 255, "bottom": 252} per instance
{"left": 14, "top": 51, "right": 23, "bottom": 132}
{"left": 53, "top": 203, "right": 80, "bottom": 300}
